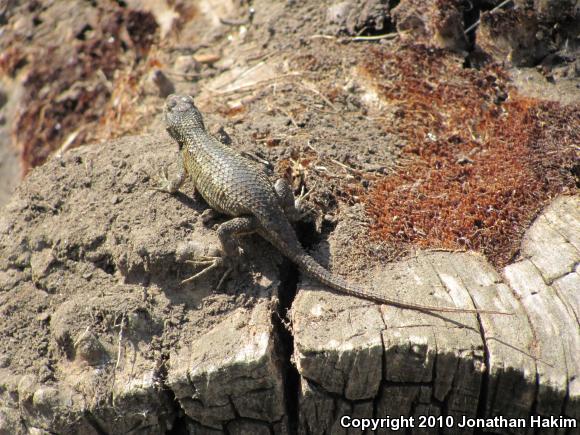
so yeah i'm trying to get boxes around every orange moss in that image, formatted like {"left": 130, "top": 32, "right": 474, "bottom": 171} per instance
{"left": 362, "top": 45, "right": 577, "bottom": 266}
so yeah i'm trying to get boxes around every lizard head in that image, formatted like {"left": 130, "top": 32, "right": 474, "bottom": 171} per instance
{"left": 164, "top": 94, "right": 205, "bottom": 144}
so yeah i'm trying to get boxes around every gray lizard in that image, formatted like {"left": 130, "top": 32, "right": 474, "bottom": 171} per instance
{"left": 158, "top": 94, "right": 510, "bottom": 315}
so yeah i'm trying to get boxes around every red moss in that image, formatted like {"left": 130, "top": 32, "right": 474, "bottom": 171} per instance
{"left": 361, "top": 45, "right": 577, "bottom": 266}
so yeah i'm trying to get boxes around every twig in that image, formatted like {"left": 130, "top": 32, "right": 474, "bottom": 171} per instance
{"left": 55, "top": 128, "right": 82, "bottom": 158}
{"left": 298, "top": 81, "right": 338, "bottom": 111}
{"left": 276, "top": 107, "right": 299, "bottom": 128}
{"left": 464, "top": 0, "right": 513, "bottom": 34}
{"left": 210, "top": 52, "right": 281, "bottom": 91}
{"left": 219, "top": 7, "right": 254, "bottom": 26}
{"left": 309, "top": 35, "right": 337, "bottom": 40}
{"left": 164, "top": 70, "right": 200, "bottom": 80}
{"left": 208, "top": 72, "right": 304, "bottom": 96}
{"left": 241, "top": 151, "right": 272, "bottom": 167}
{"left": 168, "top": 43, "right": 209, "bottom": 54}
{"left": 115, "top": 315, "right": 126, "bottom": 372}
{"left": 352, "top": 32, "right": 400, "bottom": 41}
{"left": 73, "top": 326, "right": 91, "bottom": 348}
{"left": 212, "top": 60, "right": 268, "bottom": 91}
{"left": 247, "top": 49, "right": 277, "bottom": 62}
{"left": 306, "top": 141, "right": 362, "bottom": 174}
{"left": 219, "top": 17, "right": 249, "bottom": 26}
{"left": 331, "top": 158, "right": 361, "bottom": 175}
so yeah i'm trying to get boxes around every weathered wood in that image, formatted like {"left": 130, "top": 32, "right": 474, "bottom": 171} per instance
{"left": 504, "top": 197, "right": 580, "bottom": 422}
{"left": 167, "top": 298, "right": 287, "bottom": 430}
{"left": 0, "top": 131, "right": 578, "bottom": 434}
{"left": 0, "top": 135, "right": 289, "bottom": 434}
{"left": 293, "top": 196, "right": 580, "bottom": 433}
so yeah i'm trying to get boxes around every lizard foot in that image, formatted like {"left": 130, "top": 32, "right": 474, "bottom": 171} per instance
{"left": 294, "top": 185, "right": 316, "bottom": 221}
{"left": 275, "top": 179, "right": 316, "bottom": 222}
{"left": 182, "top": 255, "right": 233, "bottom": 290}
{"left": 153, "top": 165, "right": 173, "bottom": 193}
{"left": 153, "top": 165, "right": 184, "bottom": 194}
{"left": 200, "top": 208, "right": 220, "bottom": 226}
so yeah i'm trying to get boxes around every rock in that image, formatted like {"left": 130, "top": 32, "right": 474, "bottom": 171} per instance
{"left": 150, "top": 69, "right": 176, "bottom": 98}
{"left": 391, "top": 0, "right": 468, "bottom": 52}
{"left": 168, "top": 301, "right": 286, "bottom": 429}
{"left": 532, "top": 0, "right": 579, "bottom": 21}
{"left": 477, "top": 1, "right": 579, "bottom": 66}
{"left": 174, "top": 55, "right": 201, "bottom": 77}
{"left": 326, "top": 1, "right": 354, "bottom": 26}
{"left": 73, "top": 331, "right": 108, "bottom": 366}
{"left": 478, "top": 8, "right": 548, "bottom": 66}
{"left": 326, "top": 0, "right": 392, "bottom": 36}
{"left": 29, "top": 249, "right": 55, "bottom": 283}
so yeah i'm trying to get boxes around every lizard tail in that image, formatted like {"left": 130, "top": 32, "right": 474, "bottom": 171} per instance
{"left": 292, "top": 252, "right": 512, "bottom": 315}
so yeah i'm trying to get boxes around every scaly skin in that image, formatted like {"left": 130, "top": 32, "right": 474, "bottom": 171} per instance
{"left": 160, "top": 94, "right": 510, "bottom": 315}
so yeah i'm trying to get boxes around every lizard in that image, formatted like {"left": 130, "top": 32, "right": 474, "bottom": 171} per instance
{"left": 157, "top": 93, "right": 511, "bottom": 315}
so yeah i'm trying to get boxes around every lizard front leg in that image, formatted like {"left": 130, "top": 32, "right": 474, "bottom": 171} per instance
{"left": 200, "top": 208, "right": 221, "bottom": 226}
{"left": 216, "top": 216, "right": 259, "bottom": 257}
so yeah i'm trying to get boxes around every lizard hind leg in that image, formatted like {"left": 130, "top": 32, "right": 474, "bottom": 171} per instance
{"left": 215, "top": 216, "right": 259, "bottom": 288}
{"left": 274, "top": 179, "right": 312, "bottom": 222}
{"left": 216, "top": 216, "right": 259, "bottom": 257}
{"left": 182, "top": 216, "right": 259, "bottom": 289}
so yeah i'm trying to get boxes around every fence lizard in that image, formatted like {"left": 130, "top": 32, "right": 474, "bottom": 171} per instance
{"left": 158, "top": 94, "right": 510, "bottom": 315}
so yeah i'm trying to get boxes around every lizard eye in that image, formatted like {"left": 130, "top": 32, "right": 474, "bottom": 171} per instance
{"left": 166, "top": 96, "right": 178, "bottom": 111}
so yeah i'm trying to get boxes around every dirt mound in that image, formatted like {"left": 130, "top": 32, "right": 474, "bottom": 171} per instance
{"left": 0, "top": 133, "right": 285, "bottom": 433}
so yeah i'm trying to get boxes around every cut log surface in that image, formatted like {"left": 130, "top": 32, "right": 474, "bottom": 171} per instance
{"left": 293, "top": 196, "right": 579, "bottom": 434}
{"left": 0, "top": 135, "right": 577, "bottom": 434}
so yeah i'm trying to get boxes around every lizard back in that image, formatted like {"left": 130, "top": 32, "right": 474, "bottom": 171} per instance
{"left": 181, "top": 135, "right": 278, "bottom": 217}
